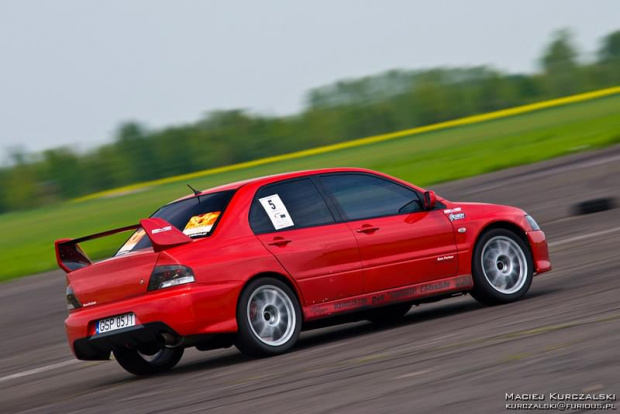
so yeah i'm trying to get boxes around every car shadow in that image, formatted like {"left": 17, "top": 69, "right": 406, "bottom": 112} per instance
{"left": 293, "top": 287, "right": 559, "bottom": 351}
{"left": 295, "top": 297, "right": 484, "bottom": 351}
{"left": 113, "top": 288, "right": 558, "bottom": 381}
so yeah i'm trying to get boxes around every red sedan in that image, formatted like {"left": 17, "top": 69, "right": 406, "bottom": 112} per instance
{"left": 55, "top": 168, "right": 551, "bottom": 375}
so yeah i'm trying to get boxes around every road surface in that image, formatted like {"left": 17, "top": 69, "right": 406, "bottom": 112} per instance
{"left": 1, "top": 145, "right": 619, "bottom": 413}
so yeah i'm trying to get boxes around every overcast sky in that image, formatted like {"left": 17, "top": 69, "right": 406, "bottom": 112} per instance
{"left": 0, "top": 1, "right": 618, "bottom": 153}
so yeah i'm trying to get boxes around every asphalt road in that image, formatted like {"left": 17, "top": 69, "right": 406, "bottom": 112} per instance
{"left": 1, "top": 145, "right": 619, "bottom": 413}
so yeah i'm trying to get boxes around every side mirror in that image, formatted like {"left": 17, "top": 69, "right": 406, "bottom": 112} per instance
{"left": 423, "top": 190, "right": 436, "bottom": 210}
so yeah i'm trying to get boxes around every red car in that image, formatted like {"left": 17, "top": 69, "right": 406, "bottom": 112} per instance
{"left": 55, "top": 168, "right": 551, "bottom": 375}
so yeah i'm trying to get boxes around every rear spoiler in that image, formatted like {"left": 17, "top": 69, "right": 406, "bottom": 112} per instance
{"left": 54, "top": 218, "right": 192, "bottom": 273}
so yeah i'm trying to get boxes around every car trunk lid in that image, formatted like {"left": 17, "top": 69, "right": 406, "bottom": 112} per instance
{"left": 56, "top": 218, "right": 193, "bottom": 307}
{"left": 67, "top": 250, "right": 160, "bottom": 306}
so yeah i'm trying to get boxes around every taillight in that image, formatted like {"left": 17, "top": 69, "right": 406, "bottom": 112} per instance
{"left": 147, "top": 265, "right": 195, "bottom": 291}
{"left": 66, "top": 285, "right": 82, "bottom": 311}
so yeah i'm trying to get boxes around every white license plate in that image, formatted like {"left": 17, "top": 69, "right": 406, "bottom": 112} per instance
{"left": 96, "top": 313, "right": 136, "bottom": 334}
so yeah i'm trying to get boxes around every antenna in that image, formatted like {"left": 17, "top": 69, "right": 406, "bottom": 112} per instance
{"left": 187, "top": 184, "right": 201, "bottom": 203}
{"left": 187, "top": 184, "right": 200, "bottom": 196}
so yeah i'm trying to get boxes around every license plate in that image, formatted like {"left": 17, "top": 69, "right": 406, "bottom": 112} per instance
{"left": 96, "top": 313, "right": 136, "bottom": 334}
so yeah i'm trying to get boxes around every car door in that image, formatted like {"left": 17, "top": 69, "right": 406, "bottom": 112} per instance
{"left": 318, "top": 173, "right": 458, "bottom": 293}
{"left": 250, "top": 177, "right": 364, "bottom": 305}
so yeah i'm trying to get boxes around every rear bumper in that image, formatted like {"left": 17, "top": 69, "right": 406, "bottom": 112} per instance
{"left": 66, "top": 282, "right": 240, "bottom": 360}
{"left": 73, "top": 322, "right": 176, "bottom": 360}
{"left": 527, "top": 230, "right": 552, "bottom": 274}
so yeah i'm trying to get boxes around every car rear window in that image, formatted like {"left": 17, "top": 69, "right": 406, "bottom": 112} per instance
{"left": 116, "top": 190, "right": 235, "bottom": 255}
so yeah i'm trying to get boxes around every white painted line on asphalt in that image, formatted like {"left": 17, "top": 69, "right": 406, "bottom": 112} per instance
{"left": 548, "top": 226, "right": 620, "bottom": 248}
{"left": 0, "top": 359, "right": 80, "bottom": 383}
{"left": 395, "top": 370, "right": 430, "bottom": 379}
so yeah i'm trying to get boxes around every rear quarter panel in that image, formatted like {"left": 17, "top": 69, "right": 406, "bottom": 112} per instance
{"left": 155, "top": 186, "right": 305, "bottom": 331}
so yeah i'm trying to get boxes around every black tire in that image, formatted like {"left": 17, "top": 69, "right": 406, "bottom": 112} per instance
{"left": 366, "top": 302, "right": 412, "bottom": 324}
{"left": 470, "top": 228, "right": 533, "bottom": 306}
{"left": 235, "top": 277, "right": 302, "bottom": 357}
{"left": 113, "top": 346, "right": 184, "bottom": 376}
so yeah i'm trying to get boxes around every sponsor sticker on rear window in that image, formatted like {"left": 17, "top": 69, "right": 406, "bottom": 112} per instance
{"left": 183, "top": 211, "right": 221, "bottom": 237}
{"left": 117, "top": 229, "right": 146, "bottom": 255}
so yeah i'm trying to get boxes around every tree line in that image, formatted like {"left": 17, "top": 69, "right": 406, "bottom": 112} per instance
{"left": 1, "top": 29, "right": 619, "bottom": 213}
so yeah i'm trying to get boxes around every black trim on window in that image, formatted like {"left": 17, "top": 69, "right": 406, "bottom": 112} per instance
{"left": 248, "top": 177, "right": 338, "bottom": 235}
{"left": 248, "top": 172, "right": 446, "bottom": 235}
{"left": 316, "top": 172, "right": 435, "bottom": 222}
{"left": 310, "top": 176, "right": 346, "bottom": 222}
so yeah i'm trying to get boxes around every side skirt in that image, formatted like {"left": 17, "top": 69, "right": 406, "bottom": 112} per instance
{"left": 303, "top": 274, "right": 473, "bottom": 321}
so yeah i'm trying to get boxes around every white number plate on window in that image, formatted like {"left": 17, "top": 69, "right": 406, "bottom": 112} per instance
{"left": 96, "top": 313, "right": 136, "bottom": 334}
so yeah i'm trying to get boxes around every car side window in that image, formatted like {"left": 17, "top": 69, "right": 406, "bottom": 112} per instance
{"left": 249, "top": 178, "right": 335, "bottom": 233}
{"left": 319, "top": 173, "right": 422, "bottom": 220}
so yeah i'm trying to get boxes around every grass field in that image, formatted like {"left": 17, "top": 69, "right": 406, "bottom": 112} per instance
{"left": 1, "top": 93, "right": 619, "bottom": 281}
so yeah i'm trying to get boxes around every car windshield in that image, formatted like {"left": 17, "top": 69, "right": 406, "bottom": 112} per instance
{"left": 116, "top": 190, "right": 235, "bottom": 255}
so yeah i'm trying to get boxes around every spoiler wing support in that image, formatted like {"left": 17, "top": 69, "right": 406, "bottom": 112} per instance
{"left": 55, "top": 219, "right": 192, "bottom": 273}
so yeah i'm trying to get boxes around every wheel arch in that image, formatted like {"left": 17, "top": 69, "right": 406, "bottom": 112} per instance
{"left": 474, "top": 220, "right": 530, "bottom": 253}
{"left": 237, "top": 271, "right": 305, "bottom": 320}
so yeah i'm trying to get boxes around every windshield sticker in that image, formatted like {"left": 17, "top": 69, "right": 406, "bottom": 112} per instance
{"left": 258, "top": 194, "right": 294, "bottom": 230}
{"left": 117, "top": 228, "right": 146, "bottom": 255}
{"left": 183, "top": 211, "right": 221, "bottom": 237}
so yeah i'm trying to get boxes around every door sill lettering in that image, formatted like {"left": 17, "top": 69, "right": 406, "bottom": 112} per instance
{"left": 305, "top": 274, "right": 473, "bottom": 319}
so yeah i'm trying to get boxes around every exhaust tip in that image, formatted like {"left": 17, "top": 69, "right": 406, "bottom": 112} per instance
{"left": 158, "top": 332, "right": 184, "bottom": 348}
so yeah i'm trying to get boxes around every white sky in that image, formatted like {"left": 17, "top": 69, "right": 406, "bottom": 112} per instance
{"left": 0, "top": 1, "right": 618, "bottom": 153}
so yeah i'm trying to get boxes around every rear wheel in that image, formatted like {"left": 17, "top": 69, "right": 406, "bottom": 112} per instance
{"left": 113, "top": 346, "right": 184, "bottom": 376}
{"left": 235, "top": 277, "right": 302, "bottom": 357}
{"left": 366, "top": 302, "right": 412, "bottom": 324}
{"left": 470, "top": 228, "right": 533, "bottom": 306}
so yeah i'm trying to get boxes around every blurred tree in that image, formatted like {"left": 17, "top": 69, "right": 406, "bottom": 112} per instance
{"left": 41, "top": 148, "right": 83, "bottom": 198}
{"left": 598, "top": 30, "right": 620, "bottom": 62}
{"left": 83, "top": 145, "right": 129, "bottom": 190}
{"left": 0, "top": 169, "right": 7, "bottom": 214}
{"left": 3, "top": 166, "right": 38, "bottom": 211}
{"left": 115, "top": 121, "right": 157, "bottom": 182}
{"left": 413, "top": 72, "right": 450, "bottom": 124}
{"left": 598, "top": 30, "right": 620, "bottom": 84}
{"left": 6, "top": 146, "right": 30, "bottom": 165}
{"left": 2, "top": 148, "right": 38, "bottom": 210}
{"left": 541, "top": 29, "right": 580, "bottom": 96}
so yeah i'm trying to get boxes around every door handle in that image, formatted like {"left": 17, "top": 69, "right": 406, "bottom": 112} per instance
{"left": 356, "top": 226, "right": 380, "bottom": 233}
{"left": 268, "top": 237, "right": 292, "bottom": 246}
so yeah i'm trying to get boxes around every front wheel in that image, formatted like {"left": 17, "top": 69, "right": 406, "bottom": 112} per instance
{"left": 470, "top": 228, "right": 533, "bottom": 306}
{"left": 235, "top": 278, "right": 302, "bottom": 357}
{"left": 113, "top": 346, "right": 184, "bottom": 376}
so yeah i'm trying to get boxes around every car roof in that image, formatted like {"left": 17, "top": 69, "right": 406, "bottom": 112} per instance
{"left": 171, "top": 167, "right": 378, "bottom": 204}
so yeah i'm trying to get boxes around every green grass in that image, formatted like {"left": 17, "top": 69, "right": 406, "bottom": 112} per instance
{"left": 1, "top": 94, "right": 619, "bottom": 281}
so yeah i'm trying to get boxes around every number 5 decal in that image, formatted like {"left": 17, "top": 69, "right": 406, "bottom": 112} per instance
{"left": 259, "top": 194, "right": 295, "bottom": 230}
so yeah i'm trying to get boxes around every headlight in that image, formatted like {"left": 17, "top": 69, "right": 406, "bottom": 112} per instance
{"left": 66, "top": 285, "right": 82, "bottom": 311}
{"left": 148, "top": 265, "right": 195, "bottom": 291}
{"left": 525, "top": 214, "right": 541, "bottom": 231}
